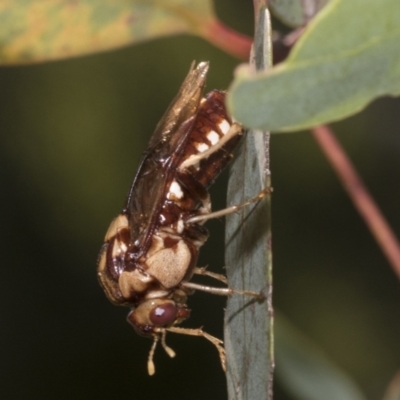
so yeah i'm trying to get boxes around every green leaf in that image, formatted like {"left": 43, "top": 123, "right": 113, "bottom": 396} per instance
{"left": 275, "top": 314, "right": 367, "bottom": 400}
{"left": 224, "top": 6, "right": 273, "bottom": 400}
{"left": 270, "top": 0, "right": 330, "bottom": 27}
{"left": 0, "top": 0, "right": 215, "bottom": 64}
{"left": 227, "top": 0, "right": 400, "bottom": 132}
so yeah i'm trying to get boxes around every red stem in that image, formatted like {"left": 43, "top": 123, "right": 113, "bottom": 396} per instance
{"left": 312, "top": 125, "right": 400, "bottom": 281}
{"left": 199, "top": 19, "right": 252, "bottom": 61}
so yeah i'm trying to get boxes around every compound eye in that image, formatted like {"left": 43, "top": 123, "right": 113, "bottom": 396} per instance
{"left": 149, "top": 302, "right": 177, "bottom": 327}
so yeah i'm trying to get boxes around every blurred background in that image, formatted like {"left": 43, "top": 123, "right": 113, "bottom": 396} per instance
{"left": 0, "top": 2, "right": 399, "bottom": 399}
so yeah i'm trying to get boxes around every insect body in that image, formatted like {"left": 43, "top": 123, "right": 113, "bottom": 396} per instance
{"left": 97, "top": 62, "right": 265, "bottom": 374}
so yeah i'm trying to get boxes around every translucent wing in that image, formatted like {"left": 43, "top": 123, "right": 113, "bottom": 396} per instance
{"left": 125, "top": 62, "right": 209, "bottom": 253}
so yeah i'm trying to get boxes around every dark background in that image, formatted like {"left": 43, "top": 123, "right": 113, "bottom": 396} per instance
{"left": 0, "top": 2, "right": 399, "bottom": 399}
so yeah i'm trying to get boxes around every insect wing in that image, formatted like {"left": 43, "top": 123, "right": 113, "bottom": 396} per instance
{"left": 148, "top": 61, "right": 209, "bottom": 150}
{"left": 125, "top": 62, "right": 209, "bottom": 251}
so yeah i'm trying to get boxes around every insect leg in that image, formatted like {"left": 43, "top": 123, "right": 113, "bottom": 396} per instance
{"left": 181, "top": 281, "right": 264, "bottom": 300}
{"left": 178, "top": 122, "right": 243, "bottom": 170}
{"left": 193, "top": 266, "right": 228, "bottom": 284}
{"left": 165, "top": 326, "right": 226, "bottom": 372}
{"left": 186, "top": 186, "right": 272, "bottom": 224}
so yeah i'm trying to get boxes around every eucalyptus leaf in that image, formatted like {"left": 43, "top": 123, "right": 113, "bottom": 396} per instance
{"left": 224, "top": 5, "right": 273, "bottom": 400}
{"left": 270, "top": 0, "right": 330, "bottom": 27}
{"left": 228, "top": 0, "right": 400, "bottom": 132}
{"left": 276, "top": 314, "right": 367, "bottom": 400}
{"left": 0, "top": 0, "right": 215, "bottom": 64}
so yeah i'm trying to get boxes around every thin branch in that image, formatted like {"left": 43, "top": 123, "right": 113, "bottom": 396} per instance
{"left": 312, "top": 125, "right": 400, "bottom": 281}
{"left": 200, "top": 17, "right": 292, "bottom": 63}
{"left": 200, "top": 19, "right": 252, "bottom": 61}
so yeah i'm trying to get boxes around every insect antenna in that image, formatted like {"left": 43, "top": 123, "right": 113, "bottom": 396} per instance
{"left": 147, "top": 335, "right": 159, "bottom": 376}
{"left": 161, "top": 330, "right": 176, "bottom": 358}
{"left": 147, "top": 331, "right": 176, "bottom": 375}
